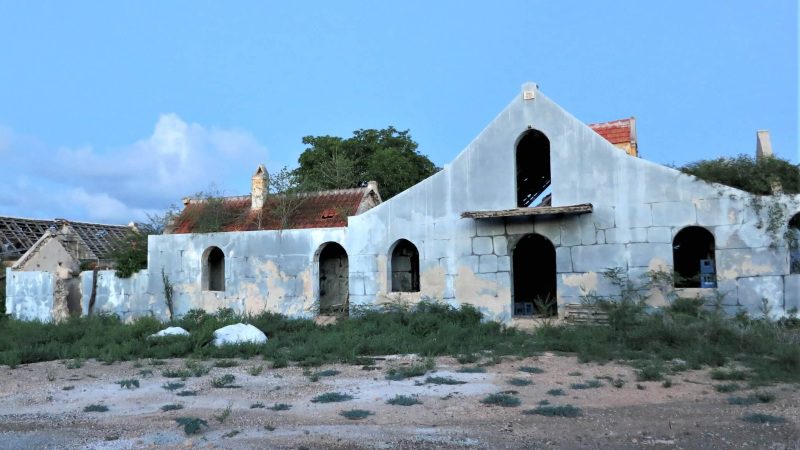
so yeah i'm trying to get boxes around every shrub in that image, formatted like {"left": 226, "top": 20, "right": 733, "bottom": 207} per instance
{"left": 213, "top": 359, "right": 238, "bottom": 368}
{"left": 570, "top": 380, "right": 602, "bottom": 390}
{"left": 116, "top": 379, "right": 140, "bottom": 389}
{"left": 507, "top": 378, "right": 533, "bottom": 386}
{"left": 175, "top": 417, "right": 208, "bottom": 435}
{"left": 339, "top": 409, "right": 373, "bottom": 420}
{"left": 480, "top": 393, "right": 521, "bottom": 407}
{"left": 211, "top": 374, "right": 237, "bottom": 388}
{"left": 728, "top": 392, "right": 775, "bottom": 405}
{"left": 268, "top": 403, "right": 292, "bottom": 411}
{"left": 519, "top": 366, "right": 544, "bottom": 374}
{"left": 162, "top": 382, "right": 185, "bottom": 391}
{"left": 385, "top": 358, "right": 435, "bottom": 381}
{"left": 714, "top": 383, "right": 740, "bottom": 393}
{"left": 710, "top": 368, "right": 748, "bottom": 381}
{"left": 636, "top": 364, "right": 665, "bottom": 382}
{"left": 161, "top": 404, "right": 183, "bottom": 412}
{"left": 316, "top": 369, "right": 340, "bottom": 377}
{"left": 456, "top": 366, "right": 486, "bottom": 373}
{"left": 176, "top": 390, "right": 197, "bottom": 397}
{"left": 741, "top": 413, "right": 788, "bottom": 424}
{"left": 247, "top": 364, "right": 264, "bottom": 376}
{"left": 524, "top": 404, "right": 582, "bottom": 417}
{"left": 250, "top": 402, "right": 265, "bottom": 409}
{"left": 185, "top": 360, "right": 210, "bottom": 377}
{"left": 456, "top": 353, "right": 479, "bottom": 364}
{"left": 547, "top": 388, "right": 565, "bottom": 396}
{"left": 386, "top": 395, "right": 422, "bottom": 406}
{"left": 425, "top": 376, "right": 466, "bottom": 385}
{"left": 311, "top": 392, "right": 353, "bottom": 403}
{"left": 84, "top": 404, "right": 109, "bottom": 412}
{"left": 162, "top": 369, "right": 192, "bottom": 379}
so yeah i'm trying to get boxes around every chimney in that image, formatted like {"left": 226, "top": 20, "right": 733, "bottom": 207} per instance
{"left": 251, "top": 164, "right": 269, "bottom": 210}
{"left": 756, "top": 130, "right": 773, "bottom": 160}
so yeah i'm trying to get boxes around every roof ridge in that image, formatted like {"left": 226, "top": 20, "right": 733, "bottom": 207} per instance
{"left": 0, "top": 215, "right": 129, "bottom": 228}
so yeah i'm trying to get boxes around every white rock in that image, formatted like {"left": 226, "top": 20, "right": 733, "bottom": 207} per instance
{"left": 212, "top": 323, "right": 268, "bottom": 347}
{"left": 149, "top": 326, "right": 190, "bottom": 338}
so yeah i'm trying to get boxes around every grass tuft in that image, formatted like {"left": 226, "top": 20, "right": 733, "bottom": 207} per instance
{"left": 339, "top": 409, "right": 373, "bottom": 420}
{"left": 507, "top": 377, "right": 533, "bottom": 386}
{"left": 311, "top": 392, "right": 353, "bottom": 403}
{"left": 84, "top": 404, "right": 109, "bottom": 412}
{"left": 456, "top": 366, "right": 486, "bottom": 373}
{"left": 175, "top": 417, "right": 208, "bottom": 435}
{"left": 741, "top": 413, "right": 788, "bottom": 424}
{"left": 714, "top": 383, "right": 740, "bottom": 393}
{"left": 480, "top": 393, "right": 521, "bottom": 407}
{"left": 425, "top": 376, "right": 466, "bottom": 385}
{"left": 268, "top": 403, "right": 292, "bottom": 411}
{"left": 162, "top": 382, "right": 185, "bottom": 391}
{"left": 524, "top": 404, "right": 582, "bottom": 417}
{"left": 570, "top": 379, "right": 602, "bottom": 390}
{"left": 386, "top": 395, "right": 422, "bottom": 406}
{"left": 160, "top": 404, "right": 183, "bottom": 412}
{"left": 116, "top": 378, "right": 140, "bottom": 389}
{"left": 211, "top": 374, "right": 237, "bottom": 388}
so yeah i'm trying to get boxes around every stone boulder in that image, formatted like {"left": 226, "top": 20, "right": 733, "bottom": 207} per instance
{"left": 212, "top": 323, "right": 268, "bottom": 347}
{"left": 149, "top": 326, "right": 190, "bottom": 338}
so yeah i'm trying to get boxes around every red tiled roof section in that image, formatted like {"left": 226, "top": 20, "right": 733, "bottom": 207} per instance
{"left": 171, "top": 188, "right": 372, "bottom": 234}
{"left": 588, "top": 118, "right": 635, "bottom": 145}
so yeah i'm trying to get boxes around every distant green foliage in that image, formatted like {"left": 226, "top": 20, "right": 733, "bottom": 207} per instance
{"left": 678, "top": 154, "right": 800, "bottom": 195}
{"left": 110, "top": 215, "right": 169, "bottom": 278}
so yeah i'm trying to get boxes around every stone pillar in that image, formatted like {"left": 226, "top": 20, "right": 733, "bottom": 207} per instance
{"left": 251, "top": 164, "right": 269, "bottom": 210}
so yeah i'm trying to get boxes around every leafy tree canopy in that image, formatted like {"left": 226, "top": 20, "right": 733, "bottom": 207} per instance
{"left": 678, "top": 154, "right": 800, "bottom": 195}
{"left": 293, "top": 126, "right": 440, "bottom": 199}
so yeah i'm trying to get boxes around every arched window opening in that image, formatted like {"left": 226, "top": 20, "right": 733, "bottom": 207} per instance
{"left": 516, "top": 130, "right": 551, "bottom": 207}
{"left": 318, "top": 242, "right": 349, "bottom": 316}
{"left": 673, "top": 227, "right": 716, "bottom": 288}
{"left": 789, "top": 213, "right": 800, "bottom": 274}
{"left": 512, "top": 234, "right": 557, "bottom": 316}
{"left": 390, "top": 239, "right": 420, "bottom": 292}
{"left": 203, "top": 246, "right": 225, "bottom": 291}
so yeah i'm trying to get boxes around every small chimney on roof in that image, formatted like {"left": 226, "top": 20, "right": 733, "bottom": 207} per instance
{"left": 756, "top": 130, "right": 773, "bottom": 160}
{"left": 251, "top": 164, "right": 269, "bottom": 210}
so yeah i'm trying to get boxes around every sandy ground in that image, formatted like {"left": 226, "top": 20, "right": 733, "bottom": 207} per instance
{"left": 0, "top": 353, "right": 798, "bottom": 449}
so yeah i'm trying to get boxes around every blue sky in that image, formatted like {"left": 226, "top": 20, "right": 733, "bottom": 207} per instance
{"left": 0, "top": 1, "right": 797, "bottom": 224}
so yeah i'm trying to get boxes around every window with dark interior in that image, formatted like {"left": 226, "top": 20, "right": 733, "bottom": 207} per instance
{"left": 789, "top": 213, "right": 800, "bottom": 274}
{"left": 516, "top": 129, "right": 551, "bottom": 207}
{"left": 203, "top": 246, "right": 225, "bottom": 291}
{"left": 672, "top": 227, "right": 716, "bottom": 288}
{"left": 390, "top": 239, "right": 420, "bottom": 292}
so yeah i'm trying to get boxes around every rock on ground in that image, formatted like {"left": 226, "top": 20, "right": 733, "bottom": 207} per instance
{"left": 212, "top": 323, "right": 268, "bottom": 347}
{"left": 148, "top": 326, "right": 190, "bottom": 338}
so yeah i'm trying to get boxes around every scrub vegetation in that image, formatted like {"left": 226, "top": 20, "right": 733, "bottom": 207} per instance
{"left": 0, "top": 299, "right": 797, "bottom": 388}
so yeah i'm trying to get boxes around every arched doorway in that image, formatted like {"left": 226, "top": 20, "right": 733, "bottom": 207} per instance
{"left": 516, "top": 129, "right": 551, "bottom": 207}
{"left": 512, "top": 234, "right": 557, "bottom": 316}
{"left": 318, "top": 242, "right": 349, "bottom": 316}
{"left": 673, "top": 226, "right": 716, "bottom": 288}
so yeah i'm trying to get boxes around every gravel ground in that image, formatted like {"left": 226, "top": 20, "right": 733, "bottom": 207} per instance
{"left": 0, "top": 354, "right": 798, "bottom": 449}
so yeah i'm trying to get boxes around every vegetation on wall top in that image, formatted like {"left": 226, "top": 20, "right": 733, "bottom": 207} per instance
{"left": 678, "top": 154, "right": 800, "bottom": 195}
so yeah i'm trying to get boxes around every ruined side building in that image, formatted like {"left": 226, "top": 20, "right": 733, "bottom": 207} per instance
{"left": 6, "top": 83, "right": 800, "bottom": 322}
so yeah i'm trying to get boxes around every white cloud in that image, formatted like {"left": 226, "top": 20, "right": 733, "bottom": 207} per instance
{"left": 0, "top": 115, "right": 269, "bottom": 224}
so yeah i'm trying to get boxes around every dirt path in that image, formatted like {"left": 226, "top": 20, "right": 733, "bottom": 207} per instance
{"left": 0, "top": 354, "right": 797, "bottom": 449}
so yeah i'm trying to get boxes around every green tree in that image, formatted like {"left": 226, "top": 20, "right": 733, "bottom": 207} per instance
{"left": 294, "top": 126, "right": 439, "bottom": 199}
{"left": 678, "top": 154, "right": 800, "bottom": 195}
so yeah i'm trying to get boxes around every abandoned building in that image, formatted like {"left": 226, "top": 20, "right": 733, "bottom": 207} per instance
{"left": 1, "top": 217, "right": 131, "bottom": 320}
{"left": 5, "top": 83, "right": 800, "bottom": 323}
